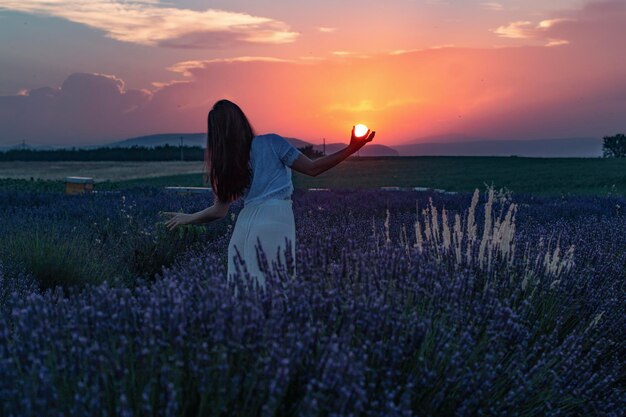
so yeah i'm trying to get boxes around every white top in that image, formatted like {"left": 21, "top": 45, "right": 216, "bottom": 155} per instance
{"left": 241, "top": 133, "right": 302, "bottom": 206}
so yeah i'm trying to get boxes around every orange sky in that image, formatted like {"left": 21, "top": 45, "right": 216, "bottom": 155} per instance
{"left": 0, "top": 1, "right": 624, "bottom": 146}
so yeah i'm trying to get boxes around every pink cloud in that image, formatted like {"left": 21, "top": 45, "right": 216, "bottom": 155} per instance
{"left": 0, "top": 1, "right": 298, "bottom": 48}
{"left": 493, "top": 0, "right": 625, "bottom": 48}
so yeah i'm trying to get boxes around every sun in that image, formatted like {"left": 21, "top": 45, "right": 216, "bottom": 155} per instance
{"left": 354, "top": 124, "right": 369, "bottom": 138}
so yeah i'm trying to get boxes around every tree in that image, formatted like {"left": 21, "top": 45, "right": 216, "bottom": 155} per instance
{"left": 603, "top": 133, "right": 626, "bottom": 158}
{"left": 298, "top": 145, "right": 324, "bottom": 159}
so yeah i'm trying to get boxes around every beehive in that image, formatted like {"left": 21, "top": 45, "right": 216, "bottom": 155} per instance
{"left": 65, "top": 176, "right": 94, "bottom": 195}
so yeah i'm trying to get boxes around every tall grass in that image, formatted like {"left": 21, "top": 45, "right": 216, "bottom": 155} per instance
{"left": 397, "top": 187, "right": 575, "bottom": 281}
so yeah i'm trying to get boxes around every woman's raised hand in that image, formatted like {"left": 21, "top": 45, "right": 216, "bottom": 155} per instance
{"left": 349, "top": 126, "right": 375, "bottom": 151}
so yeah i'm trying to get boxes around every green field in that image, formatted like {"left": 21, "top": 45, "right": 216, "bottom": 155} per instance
{"left": 1, "top": 157, "right": 625, "bottom": 195}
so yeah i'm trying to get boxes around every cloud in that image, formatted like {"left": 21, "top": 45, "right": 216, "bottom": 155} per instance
{"left": 0, "top": 1, "right": 298, "bottom": 48}
{"left": 493, "top": 1, "right": 626, "bottom": 48}
{"left": 331, "top": 51, "right": 371, "bottom": 59}
{"left": 389, "top": 49, "right": 422, "bottom": 55}
{"left": 389, "top": 45, "right": 455, "bottom": 55}
{"left": 317, "top": 26, "right": 336, "bottom": 33}
{"left": 481, "top": 2, "right": 504, "bottom": 12}
{"left": 493, "top": 21, "right": 539, "bottom": 39}
{"left": 167, "top": 57, "right": 296, "bottom": 77}
{"left": 545, "top": 39, "right": 570, "bottom": 47}
{"left": 538, "top": 1, "right": 626, "bottom": 47}
{"left": 491, "top": 1, "right": 626, "bottom": 48}
{"left": 0, "top": 73, "right": 152, "bottom": 144}
{"left": 493, "top": 18, "right": 576, "bottom": 46}
{"left": 537, "top": 18, "right": 572, "bottom": 29}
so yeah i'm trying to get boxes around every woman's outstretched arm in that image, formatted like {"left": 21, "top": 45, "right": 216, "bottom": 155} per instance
{"left": 189, "top": 199, "right": 231, "bottom": 224}
{"left": 291, "top": 126, "right": 375, "bottom": 177}
{"left": 161, "top": 193, "right": 231, "bottom": 230}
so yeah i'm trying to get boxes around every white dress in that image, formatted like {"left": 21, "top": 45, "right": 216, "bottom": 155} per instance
{"left": 227, "top": 197, "right": 296, "bottom": 288}
{"left": 226, "top": 133, "right": 301, "bottom": 289}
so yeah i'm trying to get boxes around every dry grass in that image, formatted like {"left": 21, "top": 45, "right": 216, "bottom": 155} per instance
{"left": 0, "top": 161, "right": 204, "bottom": 182}
{"left": 389, "top": 187, "right": 576, "bottom": 281}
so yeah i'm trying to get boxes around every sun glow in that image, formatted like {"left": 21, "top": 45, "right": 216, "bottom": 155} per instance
{"left": 354, "top": 124, "right": 369, "bottom": 137}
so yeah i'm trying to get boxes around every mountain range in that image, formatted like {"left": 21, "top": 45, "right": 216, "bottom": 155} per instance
{"left": 0, "top": 133, "right": 605, "bottom": 157}
{"left": 393, "top": 135, "right": 603, "bottom": 157}
{"left": 102, "top": 133, "right": 400, "bottom": 156}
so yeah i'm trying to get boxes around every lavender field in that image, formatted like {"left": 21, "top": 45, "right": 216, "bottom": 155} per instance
{"left": 0, "top": 187, "right": 624, "bottom": 416}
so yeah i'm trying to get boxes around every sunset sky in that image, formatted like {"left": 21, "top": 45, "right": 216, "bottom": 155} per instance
{"left": 0, "top": 0, "right": 624, "bottom": 147}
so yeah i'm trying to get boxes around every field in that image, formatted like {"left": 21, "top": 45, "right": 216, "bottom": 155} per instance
{"left": 1, "top": 156, "right": 625, "bottom": 195}
{"left": 0, "top": 160, "right": 205, "bottom": 182}
{"left": 0, "top": 179, "right": 624, "bottom": 415}
{"left": 0, "top": 157, "right": 624, "bottom": 415}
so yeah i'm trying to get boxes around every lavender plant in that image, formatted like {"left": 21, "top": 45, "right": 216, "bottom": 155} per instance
{"left": 0, "top": 187, "right": 624, "bottom": 416}
{"left": 0, "top": 189, "right": 233, "bottom": 288}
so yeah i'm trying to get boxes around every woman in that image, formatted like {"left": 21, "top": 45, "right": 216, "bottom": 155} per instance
{"left": 162, "top": 99, "right": 375, "bottom": 288}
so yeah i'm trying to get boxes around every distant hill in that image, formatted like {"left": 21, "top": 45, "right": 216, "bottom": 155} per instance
{"left": 394, "top": 133, "right": 482, "bottom": 145}
{"left": 281, "top": 137, "right": 313, "bottom": 149}
{"left": 311, "top": 143, "right": 399, "bottom": 157}
{"left": 2, "top": 133, "right": 602, "bottom": 158}
{"left": 394, "top": 137, "right": 603, "bottom": 157}
{"left": 105, "top": 133, "right": 399, "bottom": 156}
{"left": 283, "top": 138, "right": 398, "bottom": 156}
{"left": 96, "top": 133, "right": 600, "bottom": 157}
{"left": 106, "top": 133, "right": 310, "bottom": 149}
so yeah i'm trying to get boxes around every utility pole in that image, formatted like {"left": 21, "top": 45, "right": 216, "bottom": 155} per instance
{"left": 323, "top": 138, "right": 326, "bottom": 155}
{"left": 22, "top": 139, "right": 26, "bottom": 151}
{"left": 180, "top": 136, "right": 183, "bottom": 161}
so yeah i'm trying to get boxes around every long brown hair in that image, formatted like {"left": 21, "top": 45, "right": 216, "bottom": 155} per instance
{"left": 203, "top": 99, "right": 256, "bottom": 202}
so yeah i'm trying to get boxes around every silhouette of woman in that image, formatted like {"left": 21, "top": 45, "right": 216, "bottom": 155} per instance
{"left": 162, "top": 99, "right": 375, "bottom": 288}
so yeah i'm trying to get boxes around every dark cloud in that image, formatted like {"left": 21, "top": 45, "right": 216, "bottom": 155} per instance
{"left": 0, "top": 73, "right": 151, "bottom": 144}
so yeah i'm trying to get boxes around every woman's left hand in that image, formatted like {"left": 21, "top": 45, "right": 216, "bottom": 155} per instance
{"left": 349, "top": 125, "right": 375, "bottom": 152}
{"left": 160, "top": 212, "right": 194, "bottom": 230}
